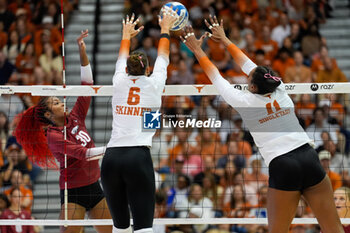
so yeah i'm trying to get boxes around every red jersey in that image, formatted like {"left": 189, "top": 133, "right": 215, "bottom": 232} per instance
{"left": 345, "top": 225, "right": 350, "bottom": 233}
{"left": 47, "top": 96, "right": 100, "bottom": 189}
{"left": 0, "top": 209, "right": 34, "bottom": 233}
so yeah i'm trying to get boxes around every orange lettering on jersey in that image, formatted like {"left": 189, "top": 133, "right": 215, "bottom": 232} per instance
{"left": 126, "top": 107, "right": 133, "bottom": 115}
{"left": 91, "top": 86, "right": 102, "bottom": 94}
{"left": 133, "top": 107, "right": 140, "bottom": 116}
{"left": 258, "top": 108, "right": 291, "bottom": 124}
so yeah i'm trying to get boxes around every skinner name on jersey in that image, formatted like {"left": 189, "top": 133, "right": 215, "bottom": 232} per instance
{"left": 116, "top": 105, "right": 152, "bottom": 116}
{"left": 163, "top": 118, "right": 222, "bottom": 128}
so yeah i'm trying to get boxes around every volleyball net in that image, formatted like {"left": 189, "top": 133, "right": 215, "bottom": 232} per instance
{"left": 0, "top": 83, "right": 349, "bottom": 231}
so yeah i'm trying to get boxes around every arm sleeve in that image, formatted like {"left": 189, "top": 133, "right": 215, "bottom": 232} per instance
{"left": 198, "top": 56, "right": 248, "bottom": 107}
{"left": 80, "top": 64, "right": 93, "bottom": 85}
{"left": 113, "top": 39, "right": 130, "bottom": 81}
{"left": 227, "top": 43, "right": 257, "bottom": 75}
{"left": 86, "top": 146, "right": 106, "bottom": 159}
{"left": 151, "top": 37, "right": 170, "bottom": 84}
{"left": 47, "top": 131, "right": 88, "bottom": 160}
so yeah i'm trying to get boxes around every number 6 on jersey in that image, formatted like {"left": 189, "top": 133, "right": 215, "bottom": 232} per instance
{"left": 127, "top": 87, "right": 140, "bottom": 105}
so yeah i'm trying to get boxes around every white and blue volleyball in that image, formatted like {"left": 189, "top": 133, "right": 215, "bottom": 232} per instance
{"left": 160, "top": 2, "right": 189, "bottom": 31}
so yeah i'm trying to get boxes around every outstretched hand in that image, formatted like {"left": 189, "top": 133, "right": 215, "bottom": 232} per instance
{"left": 204, "top": 15, "right": 225, "bottom": 42}
{"left": 180, "top": 26, "right": 208, "bottom": 53}
{"left": 158, "top": 7, "right": 179, "bottom": 32}
{"left": 122, "top": 13, "right": 144, "bottom": 39}
{"left": 77, "top": 29, "right": 88, "bottom": 51}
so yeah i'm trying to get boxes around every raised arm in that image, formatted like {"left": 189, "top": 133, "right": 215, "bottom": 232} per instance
{"left": 181, "top": 27, "right": 247, "bottom": 107}
{"left": 77, "top": 29, "right": 93, "bottom": 85}
{"left": 152, "top": 7, "right": 178, "bottom": 79}
{"left": 205, "top": 15, "right": 257, "bottom": 76}
{"left": 114, "top": 14, "right": 144, "bottom": 78}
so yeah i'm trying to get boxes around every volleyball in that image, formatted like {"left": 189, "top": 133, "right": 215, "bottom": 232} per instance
{"left": 160, "top": 2, "right": 189, "bottom": 31}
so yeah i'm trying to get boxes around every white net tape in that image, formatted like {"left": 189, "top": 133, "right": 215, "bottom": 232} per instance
{"left": 0, "top": 82, "right": 347, "bottom": 96}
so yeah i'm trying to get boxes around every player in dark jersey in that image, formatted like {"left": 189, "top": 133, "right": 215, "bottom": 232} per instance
{"left": 14, "top": 30, "right": 112, "bottom": 233}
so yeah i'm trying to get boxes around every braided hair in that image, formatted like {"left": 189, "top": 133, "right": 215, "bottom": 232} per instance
{"left": 14, "top": 97, "right": 57, "bottom": 168}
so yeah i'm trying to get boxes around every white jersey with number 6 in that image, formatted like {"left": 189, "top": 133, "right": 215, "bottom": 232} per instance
{"left": 107, "top": 55, "right": 168, "bottom": 148}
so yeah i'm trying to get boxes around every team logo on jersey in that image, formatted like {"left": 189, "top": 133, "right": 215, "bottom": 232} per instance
{"left": 71, "top": 125, "right": 79, "bottom": 134}
{"left": 143, "top": 110, "right": 161, "bottom": 129}
{"left": 310, "top": 84, "right": 319, "bottom": 91}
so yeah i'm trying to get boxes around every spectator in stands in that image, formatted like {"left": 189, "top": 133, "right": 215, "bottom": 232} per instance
{"left": 334, "top": 187, "right": 350, "bottom": 232}
{"left": 228, "top": 26, "right": 246, "bottom": 49}
{"left": 284, "top": 51, "right": 312, "bottom": 83}
{"left": 1, "top": 137, "right": 31, "bottom": 187}
{"left": 191, "top": 96, "right": 218, "bottom": 121}
{"left": 289, "top": 23, "right": 302, "bottom": 51}
{"left": 323, "top": 140, "right": 349, "bottom": 175}
{"left": 216, "top": 140, "right": 246, "bottom": 177}
{"left": 315, "top": 57, "right": 348, "bottom": 83}
{"left": 0, "top": 50, "right": 16, "bottom": 85}
{"left": 223, "top": 172, "right": 256, "bottom": 206}
{"left": 319, "top": 150, "right": 342, "bottom": 190}
{"left": 301, "top": 24, "right": 322, "bottom": 60}
{"left": 0, "top": 21, "right": 7, "bottom": 49}
{"left": 187, "top": 184, "right": 214, "bottom": 232}
{"left": 0, "top": 188, "right": 35, "bottom": 233}
{"left": 14, "top": 16, "right": 33, "bottom": 44}
{"left": 0, "top": 194, "right": 10, "bottom": 215}
{"left": 202, "top": 173, "right": 223, "bottom": 214}
{"left": 306, "top": 108, "right": 338, "bottom": 148}
{"left": 0, "top": 0, "right": 15, "bottom": 31}
{"left": 162, "top": 155, "right": 185, "bottom": 188}
{"left": 243, "top": 31, "right": 257, "bottom": 62}
{"left": 271, "top": 13, "right": 291, "bottom": 48}
{"left": 3, "top": 169, "right": 33, "bottom": 213}
{"left": 168, "top": 59, "right": 195, "bottom": 84}
{"left": 38, "top": 42, "right": 63, "bottom": 85}
{"left": 2, "top": 30, "right": 24, "bottom": 65}
{"left": 153, "top": 190, "right": 167, "bottom": 233}
{"left": 140, "top": 36, "right": 157, "bottom": 66}
{"left": 295, "top": 94, "right": 316, "bottom": 128}
{"left": 0, "top": 111, "right": 9, "bottom": 152}
{"left": 223, "top": 184, "right": 250, "bottom": 217}
{"left": 248, "top": 185, "right": 268, "bottom": 218}
{"left": 180, "top": 148, "right": 203, "bottom": 178}
{"left": 311, "top": 45, "right": 338, "bottom": 73}
{"left": 167, "top": 174, "right": 191, "bottom": 218}
{"left": 272, "top": 47, "right": 295, "bottom": 78}
{"left": 244, "top": 155, "right": 268, "bottom": 194}
{"left": 34, "top": 16, "right": 62, "bottom": 57}
{"left": 255, "top": 49, "right": 268, "bottom": 66}
{"left": 0, "top": 92, "right": 24, "bottom": 122}
{"left": 207, "top": 35, "right": 230, "bottom": 71}
{"left": 194, "top": 156, "right": 220, "bottom": 186}
{"left": 254, "top": 25, "right": 278, "bottom": 63}
{"left": 15, "top": 42, "right": 36, "bottom": 85}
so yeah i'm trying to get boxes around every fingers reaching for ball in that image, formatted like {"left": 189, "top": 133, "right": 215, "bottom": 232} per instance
{"left": 180, "top": 26, "right": 209, "bottom": 53}
{"left": 159, "top": 6, "right": 179, "bottom": 31}
{"left": 122, "top": 13, "right": 144, "bottom": 39}
{"left": 204, "top": 15, "right": 225, "bottom": 42}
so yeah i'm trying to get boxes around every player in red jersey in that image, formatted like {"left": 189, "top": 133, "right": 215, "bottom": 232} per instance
{"left": 14, "top": 30, "right": 112, "bottom": 233}
{"left": 0, "top": 188, "right": 34, "bottom": 233}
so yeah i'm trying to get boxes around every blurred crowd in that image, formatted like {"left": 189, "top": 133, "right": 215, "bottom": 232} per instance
{"left": 0, "top": 0, "right": 350, "bottom": 232}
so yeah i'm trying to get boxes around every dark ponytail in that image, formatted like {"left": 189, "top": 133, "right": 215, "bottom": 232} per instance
{"left": 127, "top": 51, "right": 148, "bottom": 76}
{"left": 251, "top": 66, "right": 281, "bottom": 95}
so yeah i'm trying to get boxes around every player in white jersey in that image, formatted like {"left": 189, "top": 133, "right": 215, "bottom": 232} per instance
{"left": 179, "top": 16, "right": 344, "bottom": 233}
{"left": 100, "top": 11, "right": 178, "bottom": 233}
